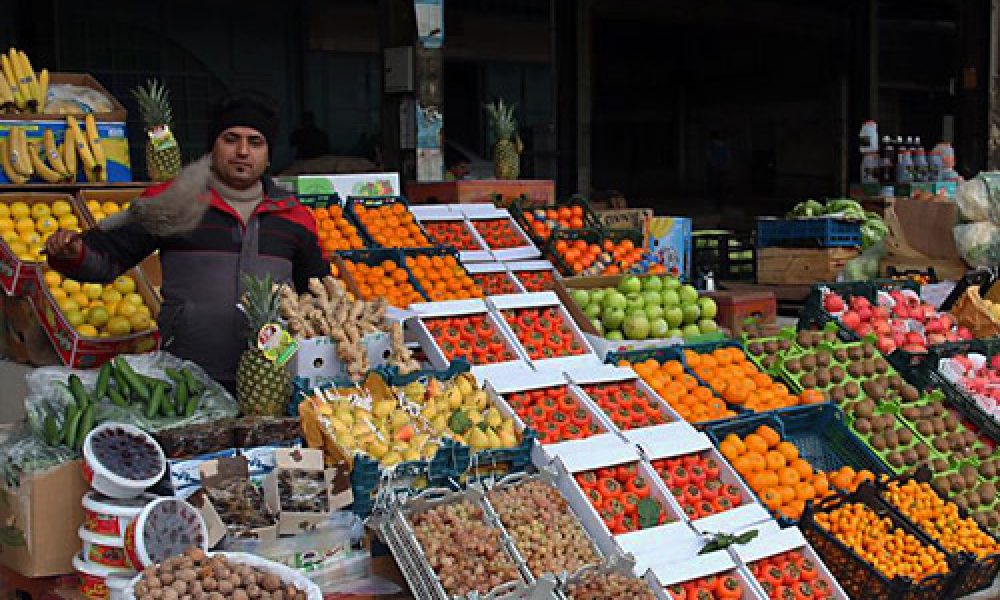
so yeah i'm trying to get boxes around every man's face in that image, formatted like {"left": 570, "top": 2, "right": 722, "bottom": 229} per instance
{"left": 212, "top": 126, "right": 268, "bottom": 189}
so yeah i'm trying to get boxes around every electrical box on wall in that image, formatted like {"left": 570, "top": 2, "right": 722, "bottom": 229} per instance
{"left": 384, "top": 46, "right": 414, "bottom": 93}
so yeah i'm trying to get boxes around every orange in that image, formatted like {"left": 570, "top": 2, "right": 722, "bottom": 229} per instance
{"left": 776, "top": 441, "right": 800, "bottom": 462}
{"left": 743, "top": 434, "right": 768, "bottom": 455}
{"left": 791, "top": 458, "right": 813, "bottom": 480}
{"left": 778, "top": 467, "right": 800, "bottom": 486}
{"left": 765, "top": 451, "right": 787, "bottom": 471}
{"left": 755, "top": 425, "right": 780, "bottom": 448}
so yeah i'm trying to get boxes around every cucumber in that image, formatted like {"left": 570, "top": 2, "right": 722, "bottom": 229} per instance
{"left": 112, "top": 366, "right": 130, "bottom": 399}
{"left": 180, "top": 368, "right": 202, "bottom": 394}
{"left": 43, "top": 414, "right": 60, "bottom": 446}
{"left": 184, "top": 390, "right": 199, "bottom": 417}
{"left": 164, "top": 368, "right": 185, "bottom": 385}
{"left": 174, "top": 380, "right": 190, "bottom": 415}
{"left": 68, "top": 374, "right": 90, "bottom": 410}
{"left": 117, "top": 358, "right": 150, "bottom": 401}
{"left": 160, "top": 385, "right": 176, "bottom": 418}
{"left": 74, "top": 405, "right": 95, "bottom": 451}
{"left": 94, "top": 363, "right": 111, "bottom": 402}
{"left": 108, "top": 388, "right": 128, "bottom": 408}
{"left": 146, "top": 384, "right": 164, "bottom": 419}
{"left": 63, "top": 407, "right": 83, "bottom": 448}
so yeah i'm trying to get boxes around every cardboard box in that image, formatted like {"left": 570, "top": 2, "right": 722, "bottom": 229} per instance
{"left": 0, "top": 192, "right": 80, "bottom": 295}
{"left": 645, "top": 216, "right": 692, "bottom": 279}
{"left": 28, "top": 265, "right": 161, "bottom": 369}
{"left": 404, "top": 179, "right": 555, "bottom": 208}
{"left": 290, "top": 333, "right": 392, "bottom": 388}
{"left": 458, "top": 205, "right": 540, "bottom": 261}
{"left": 756, "top": 247, "right": 858, "bottom": 285}
{"left": 278, "top": 172, "right": 400, "bottom": 197}
{"left": 0, "top": 459, "right": 88, "bottom": 577}
{"left": 0, "top": 290, "right": 59, "bottom": 366}
{"left": 598, "top": 208, "right": 653, "bottom": 231}
{"left": 197, "top": 456, "right": 278, "bottom": 545}
{"left": 0, "top": 119, "right": 131, "bottom": 184}
{"left": 263, "top": 448, "right": 352, "bottom": 536}
{"left": 711, "top": 290, "right": 777, "bottom": 337}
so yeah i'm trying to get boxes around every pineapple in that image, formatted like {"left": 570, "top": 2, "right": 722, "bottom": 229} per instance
{"left": 131, "top": 79, "right": 182, "bottom": 182}
{"left": 485, "top": 100, "right": 523, "bottom": 180}
{"left": 236, "top": 272, "right": 292, "bottom": 417}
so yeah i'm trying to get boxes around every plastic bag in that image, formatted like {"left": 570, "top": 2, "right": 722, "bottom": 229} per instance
{"left": 954, "top": 222, "right": 1000, "bottom": 267}
{"left": 24, "top": 351, "right": 239, "bottom": 438}
{"left": 44, "top": 83, "right": 114, "bottom": 115}
{"left": 842, "top": 241, "right": 886, "bottom": 281}
{"left": 956, "top": 177, "right": 992, "bottom": 222}
{"left": 0, "top": 423, "right": 76, "bottom": 487}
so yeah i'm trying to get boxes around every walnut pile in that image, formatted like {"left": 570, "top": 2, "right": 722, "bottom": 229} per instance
{"left": 132, "top": 548, "right": 307, "bottom": 600}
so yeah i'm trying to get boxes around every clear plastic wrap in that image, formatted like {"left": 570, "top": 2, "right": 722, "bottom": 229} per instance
{"left": 842, "top": 241, "right": 886, "bottom": 281}
{"left": 0, "top": 423, "right": 77, "bottom": 487}
{"left": 956, "top": 177, "right": 992, "bottom": 222}
{"left": 954, "top": 222, "right": 1000, "bottom": 267}
{"left": 24, "top": 352, "right": 239, "bottom": 438}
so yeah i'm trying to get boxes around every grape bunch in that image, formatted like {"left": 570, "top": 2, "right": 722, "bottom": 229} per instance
{"left": 488, "top": 480, "right": 599, "bottom": 576}
{"left": 410, "top": 500, "right": 521, "bottom": 596}
{"left": 566, "top": 571, "right": 657, "bottom": 600}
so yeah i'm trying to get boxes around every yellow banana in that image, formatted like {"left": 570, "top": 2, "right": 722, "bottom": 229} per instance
{"left": 7, "top": 128, "right": 32, "bottom": 177}
{"left": 37, "top": 68, "right": 48, "bottom": 112}
{"left": 8, "top": 49, "right": 32, "bottom": 108}
{"left": 63, "top": 125, "right": 77, "bottom": 179}
{"left": 42, "top": 129, "right": 69, "bottom": 177}
{"left": 17, "top": 51, "right": 40, "bottom": 108}
{"left": 1, "top": 138, "right": 27, "bottom": 183}
{"left": 66, "top": 115, "right": 96, "bottom": 173}
{"left": 0, "top": 55, "right": 23, "bottom": 110}
{"left": 28, "top": 142, "right": 63, "bottom": 183}
{"left": 84, "top": 113, "right": 106, "bottom": 181}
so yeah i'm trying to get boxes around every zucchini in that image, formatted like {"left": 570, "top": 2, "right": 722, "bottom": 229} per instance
{"left": 43, "top": 414, "right": 60, "bottom": 446}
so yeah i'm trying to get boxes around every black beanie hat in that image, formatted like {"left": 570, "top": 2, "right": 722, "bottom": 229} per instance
{"left": 207, "top": 91, "right": 279, "bottom": 152}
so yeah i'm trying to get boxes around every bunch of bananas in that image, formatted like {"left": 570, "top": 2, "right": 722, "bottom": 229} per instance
{"left": 0, "top": 47, "right": 47, "bottom": 113}
{"left": 2, "top": 115, "right": 106, "bottom": 183}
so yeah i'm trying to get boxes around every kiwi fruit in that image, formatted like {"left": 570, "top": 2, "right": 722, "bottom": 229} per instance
{"left": 862, "top": 343, "right": 875, "bottom": 358}
{"left": 815, "top": 369, "right": 830, "bottom": 387}
{"left": 943, "top": 414, "right": 958, "bottom": 432}
{"left": 870, "top": 432, "right": 887, "bottom": 451}
{"left": 829, "top": 386, "right": 846, "bottom": 404}
{"left": 801, "top": 355, "right": 817, "bottom": 370}
{"left": 916, "top": 421, "right": 933, "bottom": 436}
{"left": 884, "top": 430, "right": 899, "bottom": 448}
{"left": 961, "top": 465, "right": 978, "bottom": 486}
{"left": 874, "top": 358, "right": 889, "bottom": 374}
{"left": 888, "top": 375, "right": 903, "bottom": 390}
{"left": 830, "top": 366, "right": 846, "bottom": 384}
{"left": 933, "top": 477, "right": 951, "bottom": 496}
{"left": 897, "top": 428, "right": 913, "bottom": 445}
{"left": 932, "top": 458, "right": 950, "bottom": 472}
{"left": 914, "top": 443, "right": 929, "bottom": 460}
{"left": 976, "top": 444, "right": 992, "bottom": 460}
{"left": 796, "top": 331, "right": 813, "bottom": 348}
{"left": 955, "top": 496, "right": 970, "bottom": 512}
{"left": 919, "top": 405, "right": 936, "bottom": 419}
{"left": 883, "top": 414, "right": 897, "bottom": 428}
{"left": 974, "top": 513, "right": 990, "bottom": 529}
{"left": 901, "top": 385, "right": 919, "bottom": 403}
{"left": 847, "top": 362, "right": 863, "bottom": 378}
{"left": 933, "top": 437, "right": 950, "bottom": 452}
{"left": 964, "top": 430, "right": 978, "bottom": 446}
{"left": 762, "top": 356, "right": 777, "bottom": 369}
{"left": 854, "top": 418, "right": 872, "bottom": 435}
{"left": 785, "top": 358, "right": 802, "bottom": 374}
{"left": 887, "top": 452, "right": 904, "bottom": 469}
{"left": 848, "top": 346, "right": 864, "bottom": 361}
{"left": 902, "top": 448, "right": 918, "bottom": 465}
{"left": 981, "top": 461, "right": 997, "bottom": 479}
{"left": 902, "top": 407, "right": 920, "bottom": 420}
{"left": 800, "top": 374, "right": 817, "bottom": 389}
{"left": 748, "top": 342, "right": 764, "bottom": 356}
{"left": 856, "top": 399, "right": 876, "bottom": 419}
{"left": 845, "top": 381, "right": 861, "bottom": 399}
{"left": 862, "top": 380, "right": 884, "bottom": 401}
{"left": 763, "top": 341, "right": 778, "bottom": 354}
{"left": 966, "top": 490, "right": 983, "bottom": 509}
{"left": 950, "top": 473, "right": 967, "bottom": 491}
{"left": 779, "top": 339, "right": 792, "bottom": 351}
{"left": 823, "top": 331, "right": 838, "bottom": 343}
{"left": 932, "top": 402, "right": 946, "bottom": 417}
{"left": 816, "top": 351, "right": 832, "bottom": 368}
{"left": 863, "top": 360, "right": 877, "bottom": 377}
{"left": 833, "top": 348, "right": 848, "bottom": 363}
{"left": 980, "top": 481, "right": 997, "bottom": 500}
{"left": 931, "top": 418, "right": 946, "bottom": 435}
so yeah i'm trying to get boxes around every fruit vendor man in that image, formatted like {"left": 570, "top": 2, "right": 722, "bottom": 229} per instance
{"left": 45, "top": 92, "right": 329, "bottom": 393}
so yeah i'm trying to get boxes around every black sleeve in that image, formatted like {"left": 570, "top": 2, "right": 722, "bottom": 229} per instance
{"left": 48, "top": 222, "right": 159, "bottom": 283}
{"left": 292, "top": 229, "right": 330, "bottom": 293}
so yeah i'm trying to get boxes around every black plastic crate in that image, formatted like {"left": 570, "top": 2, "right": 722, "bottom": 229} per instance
{"left": 692, "top": 230, "right": 756, "bottom": 281}
{"left": 940, "top": 268, "right": 999, "bottom": 312}
{"left": 800, "top": 484, "right": 963, "bottom": 600}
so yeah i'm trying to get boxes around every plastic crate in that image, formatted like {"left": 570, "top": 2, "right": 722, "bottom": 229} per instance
{"left": 799, "top": 485, "right": 963, "bottom": 600}
{"left": 756, "top": 217, "right": 862, "bottom": 249}
{"left": 797, "top": 280, "right": 921, "bottom": 343}
{"left": 295, "top": 192, "right": 343, "bottom": 208}
{"left": 400, "top": 246, "right": 484, "bottom": 301}
{"left": 509, "top": 195, "right": 605, "bottom": 246}
{"left": 542, "top": 227, "right": 645, "bottom": 277}
{"left": 940, "top": 268, "right": 998, "bottom": 311}
{"left": 333, "top": 248, "right": 430, "bottom": 304}
{"left": 692, "top": 230, "right": 756, "bottom": 281}
{"left": 344, "top": 194, "right": 434, "bottom": 249}
{"left": 872, "top": 467, "right": 1000, "bottom": 597}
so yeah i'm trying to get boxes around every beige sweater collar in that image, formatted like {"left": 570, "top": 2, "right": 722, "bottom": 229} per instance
{"left": 209, "top": 171, "right": 263, "bottom": 224}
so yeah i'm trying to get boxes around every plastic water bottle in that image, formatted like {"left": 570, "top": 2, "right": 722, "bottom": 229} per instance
{"left": 928, "top": 150, "right": 943, "bottom": 181}
{"left": 913, "top": 149, "right": 929, "bottom": 182}
{"left": 896, "top": 150, "right": 913, "bottom": 184}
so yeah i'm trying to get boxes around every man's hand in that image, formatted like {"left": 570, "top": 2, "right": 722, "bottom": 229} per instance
{"left": 44, "top": 229, "right": 83, "bottom": 262}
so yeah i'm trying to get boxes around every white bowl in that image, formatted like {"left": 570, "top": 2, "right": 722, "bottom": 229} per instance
{"left": 82, "top": 423, "right": 165, "bottom": 499}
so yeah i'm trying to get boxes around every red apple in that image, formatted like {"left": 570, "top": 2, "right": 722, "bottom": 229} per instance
{"left": 850, "top": 296, "right": 871, "bottom": 311}
{"left": 856, "top": 323, "right": 874, "bottom": 337}
{"left": 841, "top": 311, "right": 861, "bottom": 330}
{"left": 902, "top": 343, "right": 927, "bottom": 354}
{"left": 857, "top": 306, "right": 873, "bottom": 322}
{"left": 823, "top": 293, "right": 845, "bottom": 313}
{"left": 874, "top": 321, "right": 892, "bottom": 336}
{"left": 957, "top": 327, "right": 973, "bottom": 340}
{"left": 877, "top": 336, "right": 897, "bottom": 355}
{"left": 925, "top": 318, "right": 944, "bottom": 335}
{"left": 904, "top": 332, "right": 926, "bottom": 346}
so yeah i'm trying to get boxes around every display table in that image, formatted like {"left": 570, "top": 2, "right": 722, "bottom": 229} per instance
{"left": 405, "top": 179, "right": 554, "bottom": 208}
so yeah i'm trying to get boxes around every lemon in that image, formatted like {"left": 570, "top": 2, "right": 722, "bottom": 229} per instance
{"left": 9, "top": 202, "right": 29, "bottom": 220}
{"left": 51, "top": 201, "right": 72, "bottom": 217}
{"left": 61, "top": 279, "right": 81, "bottom": 293}
{"left": 57, "top": 215, "right": 78, "bottom": 229}
{"left": 86, "top": 201, "right": 101, "bottom": 214}
{"left": 91, "top": 212, "right": 106, "bottom": 222}
{"left": 49, "top": 288, "right": 67, "bottom": 301}
{"left": 0, "top": 204, "right": 8, "bottom": 219}
{"left": 2, "top": 231, "right": 19, "bottom": 244}
{"left": 19, "top": 231, "right": 41, "bottom": 245}
{"left": 123, "top": 291, "right": 143, "bottom": 306}
{"left": 101, "top": 288, "right": 122, "bottom": 304}
{"left": 106, "top": 316, "right": 132, "bottom": 336}
{"left": 43, "top": 271, "right": 62, "bottom": 287}
{"left": 102, "top": 202, "right": 120, "bottom": 215}
{"left": 77, "top": 324, "right": 98, "bottom": 337}
{"left": 30, "top": 204, "right": 51, "bottom": 220}
{"left": 114, "top": 276, "right": 137, "bottom": 295}
{"left": 70, "top": 292, "right": 90, "bottom": 307}
{"left": 15, "top": 219, "right": 36, "bottom": 235}
{"left": 0, "top": 217, "right": 14, "bottom": 232}
{"left": 115, "top": 302, "right": 138, "bottom": 318}
{"left": 7, "top": 241, "right": 26, "bottom": 256}
{"left": 129, "top": 313, "right": 152, "bottom": 331}
{"left": 35, "top": 217, "right": 58, "bottom": 235}
{"left": 27, "top": 244, "right": 43, "bottom": 260}
{"left": 65, "top": 310, "right": 85, "bottom": 327}
{"left": 57, "top": 298, "right": 79, "bottom": 313}
{"left": 82, "top": 283, "right": 103, "bottom": 300}
{"left": 86, "top": 306, "right": 110, "bottom": 328}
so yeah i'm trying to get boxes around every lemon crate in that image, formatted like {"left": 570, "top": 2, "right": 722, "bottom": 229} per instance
{"left": 870, "top": 467, "right": 1000, "bottom": 597}
{"left": 0, "top": 192, "right": 82, "bottom": 295}
{"left": 344, "top": 195, "right": 433, "bottom": 249}
{"left": 799, "top": 484, "right": 964, "bottom": 600}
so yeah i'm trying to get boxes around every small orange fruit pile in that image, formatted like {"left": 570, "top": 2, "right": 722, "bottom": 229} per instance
{"left": 685, "top": 347, "right": 818, "bottom": 412}
{"left": 353, "top": 203, "right": 432, "bottom": 248}
{"left": 625, "top": 358, "right": 736, "bottom": 423}
{"left": 311, "top": 205, "right": 365, "bottom": 253}
{"left": 885, "top": 479, "right": 1000, "bottom": 558}
{"left": 341, "top": 258, "right": 424, "bottom": 307}
{"left": 814, "top": 501, "right": 949, "bottom": 582}
{"left": 405, "top": 254, "right": 483, "bottom": 302}
{"left": 551, "top": 238, "right": 645, "bottom": 276}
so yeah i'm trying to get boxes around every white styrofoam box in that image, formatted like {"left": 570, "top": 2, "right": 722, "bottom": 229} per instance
{"left": 465, "top": 262, "right": 527, "bottom": 294}
{"left": 470, "top": 362, "right": 534, "bottom": 385}
{"left": 411, "top": 210, "right": 494, "bottom": 263}
{"left": 643, "top": 563, "right": 765, "bottom": 600}
{"left": 482, "top": 367, "right": 571, "bottom": 396}
{"left": 408, "top": 299, "right": 530, "bottom": 371}
{"left": 565, "top": 365, "right": 683, "bottom": 438}
{"left": 488, "top": 291, "right": 601, "bottom": 372}
{"left": 631, "top": 423, "right": 713, "bottom": 461}
{"left": 409, "top": 204, "right": 458, "bottom": 219}
{"left": 619, "top": 521, "right": 704, "bottom": 574}
{"left": 461, "top": 207, "right": 540, "bottom": 261}
{"left": 529, "top": 425, "right": 629, "bottom": 468}
{"left": 731, "top": 526, "right": 849, "bottom": 600}
{"left": 549, "top": 452, "right": 685, "bottom": 560}
{"left": 289, "top": 333, "right": 391, "bottom": 386}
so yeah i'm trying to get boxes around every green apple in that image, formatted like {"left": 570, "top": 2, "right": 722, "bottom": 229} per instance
{"left": 668, "top": 328, "right": 684, "bottom": 339}
{"left": 661, "top": 289, "right": 680, "bottom": 307}
{"left": 571, "top": 289, "right": 590, "bottom": 308}
{"left": 649, "top": 317, "right": 669, "bottom": 338}
{"left": 625, "top": 293, "right": 645, "bottom": 312}
{"left": 603, "top": 291, "right": 627, "bottom": 311}
{"left": 698, "top": 297, "right": 718, "bottom": 320}
{"left": 682, "top": 304, "right": 701, "bottom": 325}
{"left": 623, "top": 314, "right": 651, "bottom": 340}
{"left": 664, "top": 306, "right": 684, "bottom": 329}
{"left": 642, "top": 290, "right": 663, "bottom": 307}
{"left": 590, "top": 289, "right": 607, "bottom": 306}
{"left": 682, "top": 324, "right": 702, "bottom": 339}
{"left": 644, "top": 304, "right": 664, "bottom": 320}
{"left": 606, "top": 330, "right": 624, "bottom": 341}
{"left": 618, "top": 275, "right": 642, "bottom": 295}
{"left": 590, "top": 318, "right": 605, "bottom": 336}
{"left": 584, "top": 303, "right": 602, "bottom": 319}
{"left": 642, "top": 276, "right": 663, "bottom": 292}
{"left": 679, "top": 284, "right": 700, "bottom": 305}
{"left": 698, "top": 319, "right": 718, "bottom": 334}
{"left": 602, "top": 307, "right": 626, "bottom": 331}
{"left": 662, "top": 277, "right": 681, "bottom": 290}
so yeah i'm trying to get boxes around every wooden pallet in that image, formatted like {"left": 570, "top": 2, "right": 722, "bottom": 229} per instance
{"left": 756, "top": 247, "right": 858, "bottom": 285}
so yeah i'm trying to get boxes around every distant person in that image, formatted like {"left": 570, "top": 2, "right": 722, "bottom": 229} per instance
{"left": 706, "top": 130, "right": 732, "bottom": 211}
{"left": 289, "top": 111, "right": 330, "bottom": 160}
